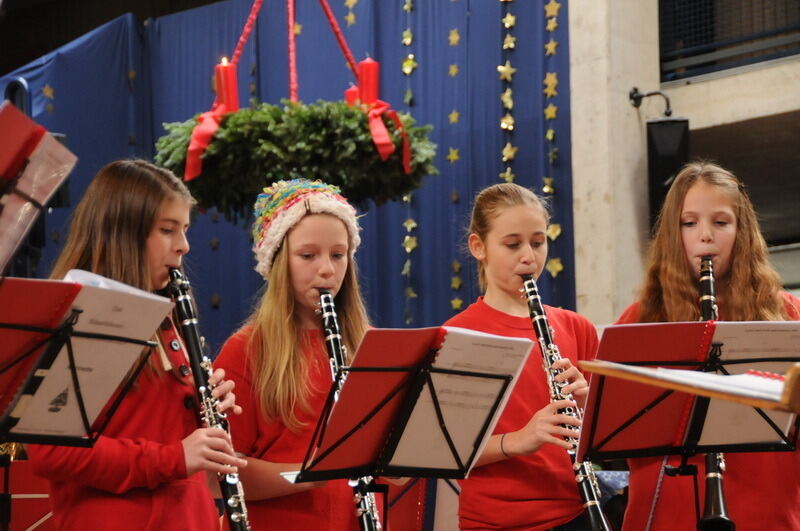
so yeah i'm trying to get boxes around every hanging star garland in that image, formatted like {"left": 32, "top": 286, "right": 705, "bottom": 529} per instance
{"left": 544, "top": 39, "right": 558, "bottom": 56}
{"left": 402, "top": 54, "right": 418, "bottom": 75}
{"left": 503, "top": 33, "right": 517, "bottom": 50}
{"left": 501, "top": 88, "right": 514, "bottom": 109}
{"left": 502, "top": 142, "right": 518, "bottom": 161}
{"left": 450, "top": 276, "right": 462, "bottom": 290}
{"left": 546, "top": 258, "right": 564, "bottom": 278}
{"left": 499, "top": 167, "right": 515, "bottom": 183}
{"left": 344, "top": 11, "right": 356, "bottom": 26}
{"left": 450, "top": 297, "right": 464, "bottom": 311}
{"left": 448, "top": 109, "right": 460, "bottom": 124}
{"left": 546, "top": 17, "right": 558, "bottom": 32}
{"left": 544, "top": 0, "right": 561, "bottom": 18}
{"left": 543, "top": 104, "right": 558, "bottom": 120}
{"left": 546, "top": 223, "right": 562, "bottom": 241}
{"left": 402, "top": 235, "right": 418, "bottom": 253}
{"left": 403, "top": 218, "right": 418, "bottom": 232}
{"left": 500, "top": 113, "right": 515, "bottom": 130}
{"left": 502, "top": 13, "right": 516, "bottom": 28}
{"left": 402, "top": 29, "right": 413, "bottom": 46}
{"left": 542, "top": 177, "right": 555, "bottom": 194}
{"left": 42, "top": 84, "right": 54, "bottom": 99}
{"left": 451, "top": 260, "right": 462, "bottom": 273}
{"left": 448, "top": 64, "right": 459, "bottom": 77}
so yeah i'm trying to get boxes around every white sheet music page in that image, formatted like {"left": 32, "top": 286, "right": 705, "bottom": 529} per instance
{"left": 388, "top": 326, "right": 532, "bottom": 475}
{"left": 9, "top": 270, "right": 173, "bottom": 437}
{"left": 700, "top": 321, "right": 800, "bottom": 446}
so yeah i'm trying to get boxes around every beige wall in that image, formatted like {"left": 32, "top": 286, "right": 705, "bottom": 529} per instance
{"left": 569, "top": 1, "right": 800, "bottom": 325}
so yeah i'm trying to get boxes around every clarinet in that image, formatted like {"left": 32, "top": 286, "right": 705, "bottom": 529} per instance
{"left": 168, "top": 269, "right": 251, "bottom": 531}
{"left": 520, "top": 275, "right": 611, "bottom": 531}
{"left": 697, "top": 257, "right": 735, "bottom": 531}
{"left": 318, "top": 289, "right": 382, "bottom": 531}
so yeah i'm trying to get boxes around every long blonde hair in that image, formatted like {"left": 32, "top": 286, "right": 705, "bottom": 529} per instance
{"left": 468, "top": 182, "right": 550, "bottom": 291}
{"left": 245, "top": 235, "right": 370, "bottom": 431}
{"left": 51, "top": 159, "right": 195, "bottom": 291}
{"left": 639, "top": 161, "right": 789, "bottom": 322}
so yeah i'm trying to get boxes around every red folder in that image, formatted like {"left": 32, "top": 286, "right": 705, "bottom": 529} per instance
{"left": 0, "top": 102, "right": 45, "bottom": 181}
{"left": 0, "top": 278, "right": 82, "bottom": 422}
{"left": 578, "top": 321, "right": 800, "bottom": 462}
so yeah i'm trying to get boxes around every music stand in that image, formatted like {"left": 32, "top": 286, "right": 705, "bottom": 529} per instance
{"left": 577, "top": 320, "right": 800, "bottom": 464}
{"left": 290, "top": 326, "right": 533, "bottom": 482}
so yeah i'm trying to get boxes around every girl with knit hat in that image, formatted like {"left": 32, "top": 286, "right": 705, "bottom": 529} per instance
{"left": 214, "top": 179, "right": 372, "bottom": 530}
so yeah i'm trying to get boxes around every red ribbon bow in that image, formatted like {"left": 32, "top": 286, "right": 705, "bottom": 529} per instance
{"left": 367, "top": 100, "right": 412, "bottom": 175}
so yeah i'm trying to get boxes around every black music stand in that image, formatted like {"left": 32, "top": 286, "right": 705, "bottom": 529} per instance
{"left": 578, "top": 321, "right": 800, "bottom": 464}
{"left": 291, "top": 326, "right": 532, "bottom": 482}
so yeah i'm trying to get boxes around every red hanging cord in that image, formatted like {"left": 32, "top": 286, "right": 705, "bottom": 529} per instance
{"left": 231, "top": 0, "right": 264, "bottom": 66}
{"left": 317, "top": 0, "right": 358, "bottom": 77}
{"left": 287, "top": 0, "right": 298, "bottom": 101}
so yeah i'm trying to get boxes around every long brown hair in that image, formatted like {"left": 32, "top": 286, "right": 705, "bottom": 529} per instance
{"left": 245, "top": 233, "right": 370, "bottom": 432}
{"left": 638, "top": 161, "right": 789, "bottom": 322}
{"left": 51, "top": 159, "right": 195, "bottom": 291}
{"left": 468, "top": 182, "right": 550, "bottom": 291}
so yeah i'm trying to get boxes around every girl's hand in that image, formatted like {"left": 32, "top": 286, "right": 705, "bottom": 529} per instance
{"left": 503, "top": 399, "right": 581, "bottom": 456}
{"left": 182, "top": 427, "right": 248, "bottom": 476}
{"left": 551, "top": 357, "right": 589, "bottom": 399}
{"left": 208, "top": 368, "right": 242, "bottom": 415}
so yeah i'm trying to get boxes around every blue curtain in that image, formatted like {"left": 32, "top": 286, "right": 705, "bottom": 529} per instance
{"left": 1, "top": 0, "right": 574, "bottom": 354}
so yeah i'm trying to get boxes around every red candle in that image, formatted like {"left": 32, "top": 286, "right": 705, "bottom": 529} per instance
{"left": 358, "top": 57, "right": 379, "bottom": 105}
{"left": 344, "top": 84, "right": 360, "bottom": 106}
{"left": 215, "top": 57, "right": 239, "bottom": 112}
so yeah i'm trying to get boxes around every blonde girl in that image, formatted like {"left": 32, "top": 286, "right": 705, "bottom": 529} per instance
{"left": 214, "top": 179, "right": 370, "bottom": 530}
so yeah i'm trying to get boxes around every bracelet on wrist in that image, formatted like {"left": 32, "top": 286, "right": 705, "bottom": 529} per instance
{"left": 500, "top": 433, "right": 511, "bottom": 458}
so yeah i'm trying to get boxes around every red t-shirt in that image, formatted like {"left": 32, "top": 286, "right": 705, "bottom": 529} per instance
{"left": 213, "top": 327, "right": 360, "bottom": 531}
{"left": 618, "top": 292, "right": 800, "bottom": 531}
{"left": 444, "top": 297, "right": 599, "bottom": 530}
{"left": 26, "top": 321, "right": 219, "bottom": 531}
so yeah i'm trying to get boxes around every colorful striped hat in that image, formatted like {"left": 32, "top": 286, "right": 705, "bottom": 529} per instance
{"left": 252, "top": 179, "right": 361, "bottom": 278}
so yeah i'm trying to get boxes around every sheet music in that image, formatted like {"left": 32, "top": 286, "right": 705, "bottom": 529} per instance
{"left": 388, "top": 326, "right": 532, "bottom": 473}
{"left": 9, "top": 271, "right": 173, "bottom": 437}
{"left": 700, "top": 321, "right": 800, "bottom": 446}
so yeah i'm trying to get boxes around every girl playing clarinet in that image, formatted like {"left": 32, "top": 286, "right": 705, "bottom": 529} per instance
{"left": 213, "top": 179, "right": 373, "bottom": 530}
{"left": 27, "top": 159, "right": 246, "bottom": 531}
{"left": 618, "top": 161, "right": 800, "bottom": 530}
{"left": 445, "top": 182, "right": 600, "bottom": 530}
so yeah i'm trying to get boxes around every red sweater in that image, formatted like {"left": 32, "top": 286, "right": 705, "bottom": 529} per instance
{"left": 618, "top": 292, "right": 800, "bottom": 531}
{"left": 26, "top": 321, "right": 219, "bottom": 531}
{"left": 444, "top": 297, "right": 599, "bottom": 530}
{"left": 213, "top": 327, "right": 359, "bottom": 531}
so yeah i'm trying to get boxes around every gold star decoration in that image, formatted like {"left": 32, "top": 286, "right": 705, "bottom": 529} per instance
{"left": 403, "top": 0, "right": 413, "bottom": 12}
{"left": 546, "top": 257, "right": 564, "bottom": 278}
{"left": 544, "top": 72, "right": 558, "bottom": 91}
{"left": 450, "top": 190, "right": 460, "bottom": 203}
{"left": 451, "top": 260, "right": 462, "bottom": 273}
{"left": 542, "top": 177, "right": 555, "bottom": 194}
{"left": 210, "top": 237, "right": 220, "bottom": 250}
{"left": 448, "top": 109, "right": 460, "bottom": 124}
{"left": 451, "top": 297, "right": 464, "bottom": 311}
{"left": 544, "top": 103, "right": 558, "bottom": 120}
{"left": 405, "top": 286, "right": 418, "bottom": 299}
{"left": 548, "top": 147, "right": 559, "bottom": 164}
{"left": 500, "top": 113, "right": 515, "bottom": 130}
{"left": 402, "top": 193, "right": 413, "bottom": 203}
{"left": 547, "top": 223, "right": 562, "bottom": 241}
{"left": 545, "top": 128, "right": 556, "bottom": 142}
{"left": 544, "top": 84, "right": 558, "bottom": 98}
{"left": 447, "top": 147, "right": 460, "bottom": 163}
{"left": 497, "top": 60, "right": 517, "bottom": 82}
{"left": 451, "top": 276, "right": 462, "bottom": 290}
{"left": 401, "top": 259, "right": 412, "bottom": 276}
{"left": 403, "top": 218, "right": 418, "bottom": 232}
{"left": 499, "top": 167, "right": 516, "bottom": 183}
{"left": 544, "top": 38, "right": 558, "bottom": 55}
{"left": 127, "top": 69, "right": 137, "bottom": 82}
{"left": 502, "top": 142, "right": 518, "bottom": 162}
{"left": 402, "top": 29, "right": 413, "bottom": 46}
{"left": 41, "top": 84, "right": 54, "bottom": 99}
{"left": 402, "top": 54, "right": 418, "bottom": 75}
{"left": 449, "top": 64, "right": 459, "bottom": 77}
{"left": 402, "top": 235, "right": 418, "bottom": 253}
{"left": 404, "top": 88, "right": 414, "bottom": 105}
{"left": 502, "top": 13, "right": 516, "bottom": 28}
{"left": 544, "top": 0, "right": 561, "bottom": 18}
{"left": 293, "top": 23, "right": 302, "bottom": 35}
{"left": 45, "top": 103, "right": 55, "bottom": 113}
{"left": 345, "top": 0, "right": 358, "bottom": 8}
{"left": 449, "top": 29, "right": 460, "bottom": 46}
{"left": 546, "top": 17, "right": 558, "bottom": 32}
{"left": 503, "top": 33, "right": 517, "bottom": 50}
{"left": 501, "top": 88, "right": 514, "bottom": 110}
{"left": 210, "top": 293, "right": 222, "bottom": 309}
{"left": 344, "top": 11, "right": 356, "bottom": 26}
